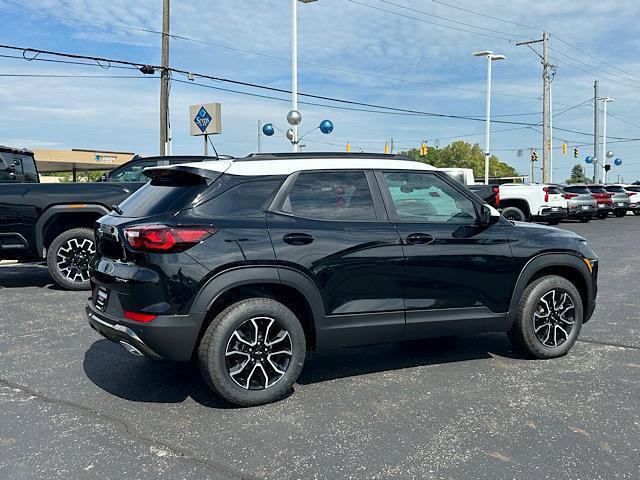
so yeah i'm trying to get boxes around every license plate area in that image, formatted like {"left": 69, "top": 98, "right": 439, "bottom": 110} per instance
{"left": 95, "top": 287, "right": 110, "bottom": 312}
{"left": 581, "top": 205, "right": 590, "bottom": 210}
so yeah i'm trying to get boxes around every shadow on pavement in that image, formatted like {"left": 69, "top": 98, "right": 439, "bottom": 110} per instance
{"left": 0, "top": 264, "right": 62, "bottom": 289}
{"left": 84, "top": 333, "right": 523, "bottom": 407}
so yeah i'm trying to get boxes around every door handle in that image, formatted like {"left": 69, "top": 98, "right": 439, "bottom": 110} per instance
{"left": 283, "top": 232, "right": 314, "bottom": 245}
{"left": 406, "top": 233, "right": 434, "bottom": 245}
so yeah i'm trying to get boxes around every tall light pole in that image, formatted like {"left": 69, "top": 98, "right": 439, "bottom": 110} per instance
{"left": 599, "top": 96, "right": 614, "bottom": 183}
{"left": 159, "top": 0, "right": 170, "bottom": 155}
{"left": 290, "top": 0, "right": 318, "bottom": 152}
{"left": 474, "top": 51, "right": 506, "bottom": 185}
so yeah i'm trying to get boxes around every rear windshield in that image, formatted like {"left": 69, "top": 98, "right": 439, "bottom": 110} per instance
{"left": 605, "top": 185, "right": 625, "bottom": 193}
{"left": 116, "top": 171, "right": 207, "bottom": 217}
{"left": 626, "top": 186, "right": 640, "bottom": 193}
{"left": 564, "top": 185, "right": 590, "bottom": 194}
{"left": 546, "top": 186, "right": 562, "bottom": 194}
{"left": 588, "top": 185, "right": 606, "bottom": 193}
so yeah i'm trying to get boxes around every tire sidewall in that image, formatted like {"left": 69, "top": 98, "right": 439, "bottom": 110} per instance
{"left": 46, "top": 228, "right": 94, "bottom": 291}
{"left": 200, "top": 298, "right": 306, "bottom": 406}
{"left": 517, "top": 276, "right": 583, "bottom": 358}
{"left": 501, "top": 207, "right": 526, "bottom": 222}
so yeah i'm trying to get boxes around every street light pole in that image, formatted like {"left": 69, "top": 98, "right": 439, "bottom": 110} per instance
{"left": 474, "top": 51, "right": 506, "bottom": 185}
{"left": 291, "top": 0, "right": 299, "bottom": 152}
{"left": 600, "top": 96, "right": 614, "bottom": 183}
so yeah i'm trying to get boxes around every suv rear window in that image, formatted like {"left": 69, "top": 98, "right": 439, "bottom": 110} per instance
{"left": 605, "top": 185, "right": 625, "bottom": 193}
{"left": 546, "top": 186, "right": 562, "bottom": 194}
{"left": 191, "top": 178, "right": 283, "bottom": 218}
{"left": 116, "top": 171, "right": 207, "bottom": 217}
{"left": 626, "top": 186, "right": 640, "bottom": 193}
{"left": 588, "top": 185, "right": 606, "bottom": 193}
{"left": 564, "top": 186, "right": 590, "bottom": 194}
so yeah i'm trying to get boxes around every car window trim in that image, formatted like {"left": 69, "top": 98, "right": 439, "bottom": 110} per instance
{"left": 268, "top": 169, "right": 386, "bottom": 223}
{"left": 374, "top": 169, "right": 482, "bottom": 225}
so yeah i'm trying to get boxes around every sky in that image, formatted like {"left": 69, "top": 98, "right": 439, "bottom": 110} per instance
{"left": 1, "top": 0, "right": 640, "bottom": 182}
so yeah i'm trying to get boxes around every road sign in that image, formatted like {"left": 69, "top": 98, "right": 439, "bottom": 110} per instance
{"left": 189, "top": 103, "right": 222, "bottom": 136}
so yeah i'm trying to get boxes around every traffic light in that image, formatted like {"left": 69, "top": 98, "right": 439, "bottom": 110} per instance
{"left": 531, "top": 150, "right": 538, "bottom": 162}
{"left": 384, "top": 143, "right": 389, "bottom": 154}
{"left": 346, "top": 142, "right": 351, "bottom": 153}
{"left": 573, "top": 147, "right": 578, "bottom": 159}
{"left": 420, "top": 142, "right": 428, "bottom": 156}
{"left": 562, "top": 143, "right": 567, "bottom": 155}
{"left": 604, "top": 164, "right": 611, "bottom": 172}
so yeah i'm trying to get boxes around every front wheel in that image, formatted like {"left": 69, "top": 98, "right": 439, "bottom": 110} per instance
{"left": 507, "top": 275, "right": 583, "bottom": 359}
{"left": 46, "top": 228, "right": 95, "bottom": 290}
{"left": 547, "top": 218, "right": 561, "bottom": 225}
{"left": 198, "top": 298, "right": 306, "bottom": 406}
{"left": 579, "top": 216, "right": 591, "bottom": 223}
{"left": 614, "top": 209, "right": 627, "bottom": 217}
{"left": 634, "top": 209, "right": 640, "bottom": 216}
{"left": 596, "top": 211, "right": 608, "bottom": 219}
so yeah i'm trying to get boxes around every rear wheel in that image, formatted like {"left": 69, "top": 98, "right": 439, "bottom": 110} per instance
{"left": 198, "top": 298, "right": 306, "bottom": 406}
{"left": 507, "top": 275, "right": 583, "bottom": 359}
{"left": 579, "top": 216, "right": 591, "bottom": 223}
{"left": 547, "top": 218, "right": 561, "bottom": 225}
{"left": 614, "top": 209, "right": 626, "bottom": 217}
{"left": 634, "top": 209, "right": 640, "bottom": 216}
{"left": 596, "top": 211, "right": 608, "bottom": 219}
{"left": 501, "top": 206, "right": 526, "bottom": 222}
{"left": 46, "top": 228, "right": 95, "bottom": 291}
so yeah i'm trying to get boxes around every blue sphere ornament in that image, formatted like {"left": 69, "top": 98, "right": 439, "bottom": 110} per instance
{"left": 262, "top": 123, "right": 275, "bottom": 136}
{"left": 319, "top": 119, "right": 334, "bottom": 134}
{"left": 585, "top": 156, "right": 593, "bottom": 164}
{"left": 614, "top": 158, "right": 622, "bottom": 166}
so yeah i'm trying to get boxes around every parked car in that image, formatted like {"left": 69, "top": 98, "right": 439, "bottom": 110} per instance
{"left": 497, "top": 183, "right": 567, "bottom": 224}
{"left": 0, "top": 154, "right": 222, "bottom": 290}
{"left": 603, "top": 185, "right": 631, "bottom": 217}
{"left": 86, "top": 152, "right": 598, "bottom": 406}
{"left": 0, "top": 146, "right": 39, "bottom": 183}
{"left": 557, "top": 185, "right": 597, "bottom": 222}
{"left": 437, "top": 167, "right": 499, "bottom": 207}
{"left": 585, "top": 184, "right": 613, "bottom": 219}
{"left": 623, "top": 185, "right": 640, "bottom": 215}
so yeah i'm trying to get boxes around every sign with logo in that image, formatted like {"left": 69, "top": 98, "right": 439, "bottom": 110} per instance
{"left": 189, "top": 103, "right": 222, "bottom": 136}
{"left": 94, "top": 153, "right": 116, "bottom": 164}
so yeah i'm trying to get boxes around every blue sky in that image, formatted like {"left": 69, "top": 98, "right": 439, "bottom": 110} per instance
{"left": 1, "top": 0, "right": 640, "bottom": 182}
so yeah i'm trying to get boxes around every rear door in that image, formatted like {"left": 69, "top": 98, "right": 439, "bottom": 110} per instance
{"left": 376, "top": 170, "right": 513, "bottom": 339}
{"left": 266, "top": 170, "right": 406, "bottom": 347}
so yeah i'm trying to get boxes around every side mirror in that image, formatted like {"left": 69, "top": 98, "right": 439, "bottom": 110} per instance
{"left": 479, "top": 204, "right": 500, "bottom": 226}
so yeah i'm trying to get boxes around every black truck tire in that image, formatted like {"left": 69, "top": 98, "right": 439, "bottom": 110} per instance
{"left": 46, "top": 228, "right": 95, "bottom": 291}
{"left": 501, "top": 206, "right": 526, "bottom": 222}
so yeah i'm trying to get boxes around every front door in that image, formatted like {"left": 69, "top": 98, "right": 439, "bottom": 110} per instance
{"left": 377, "top": 170, "right": 514, "bottom": 339}
{"left": 267, "top": 170, "right": 406, "bottom": 347}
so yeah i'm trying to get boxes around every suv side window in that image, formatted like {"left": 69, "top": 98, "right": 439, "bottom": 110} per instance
{"left": 108, "top": 160, "right": 157, "bottom": 182}
{"left": 20, "top": 155, "right": 38, "bottom": 182}
{"left": 194, "top": 178, "right": 284, "bottom": 218}
{"left": 381, "top": 171, "right": 477, "bottom": 224}
{"left": 282, "top": 171, "right": 376, "bottom": 221}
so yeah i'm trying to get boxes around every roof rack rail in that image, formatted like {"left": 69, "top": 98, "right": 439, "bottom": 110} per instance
{"left": 238, "top": 152, "right": 417, "bottom": 162}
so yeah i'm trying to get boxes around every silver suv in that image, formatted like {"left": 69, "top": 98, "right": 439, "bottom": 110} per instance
{"left": 604, "top": 185, "right": 631, "bottom": 217}
{"left": 559, "top": 185, "right": 597, "bottom": 222}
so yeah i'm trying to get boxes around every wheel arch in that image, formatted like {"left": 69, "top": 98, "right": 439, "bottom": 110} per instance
{"left": 507, "top": 253, "right": 594, "bottom": 327}
{"left": 190, "top": 266, "right": 325, "bottom": 357}
{"left": 500, "top": 198, "right": 531, "bottom": 219}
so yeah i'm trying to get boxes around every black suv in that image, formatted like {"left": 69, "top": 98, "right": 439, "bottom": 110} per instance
{"left": 87, "top": 153, "right": 598, "bottom": 406}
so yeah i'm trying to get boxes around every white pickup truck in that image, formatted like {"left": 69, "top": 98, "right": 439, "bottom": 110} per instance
{"left": 498, "top": 183, "right": 567, "bottom": 224}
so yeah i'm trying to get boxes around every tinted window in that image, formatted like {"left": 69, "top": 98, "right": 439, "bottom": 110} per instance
{"left": 444, "top": 171, "right": 465, "bottom": 184}
{"left": 546, "top": 186, "right": 562, "bottom": 194}
{"left": 21, "top": 155, "right": 38, "bottom": 182}
{"left": 108, "top": 160, "right": 156, "bottom": 182}
{"left": 193, "top": 178, "right": 283, "bottom": 218}
{"left": 382, "top": 171, "right": 477, "bottom": 224}
{"left": 564, "top": 186, "right": 590, "bottom": 194}
{"left": 626, "top": 186, "right": 640, "bottom": 193}
{"left": 605, "top": 185, "right": 624, "bottom": 193}
{"left": 117, "top": 172, "right": 207, "bottom": 217}
{"left": 588, "top": 185, "right": 606, "bottom": 193}
{"left": 283, "top": 171, "right": 376, "bottom": 221}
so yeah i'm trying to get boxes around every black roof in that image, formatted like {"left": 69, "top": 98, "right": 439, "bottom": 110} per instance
{"left": 0, "top": 145, "right": 34, "bottom": 155}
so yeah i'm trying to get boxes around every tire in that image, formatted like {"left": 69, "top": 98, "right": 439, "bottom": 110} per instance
{"left": 46, "top": 228, "right": 95, "bottom": 291}
{"left": 614, "top": 209, "right": 626, "bottom": 218}
{"left": 507, "top": 275, "right": 583, "bottom": 359}
{"left": 634, "top": 210, "right": 640, "bottom": 216}
{"left": 596, "top": 211, "right": 608, "bottom": 219}
{"left": 198, "top": 298, "right": 306, "bottom": 406}
{"left": 501, "top": 206, "right": 526, "bottom": 222}
{"left": 547, "top": 218, "right": 561, "bottom": 225}
{"left": 579, "top": 216, "right": 591, "bottom": 223}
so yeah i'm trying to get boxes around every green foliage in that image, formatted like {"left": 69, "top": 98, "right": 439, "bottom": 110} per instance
{"left": 566, "top": 164, "right": 590, "bottom": 184}
{"left": 48, "top": 170, "right": 107, "bottom": 183}
{"left": 400, "top": 140, "right": 518, "bottom": 179}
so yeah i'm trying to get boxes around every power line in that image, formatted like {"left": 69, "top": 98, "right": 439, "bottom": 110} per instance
{"left": 429, "top": 0, "right": 541, "bottom": 31}
{"left": 0, "top": 73, "right": 154, "bottom": 79}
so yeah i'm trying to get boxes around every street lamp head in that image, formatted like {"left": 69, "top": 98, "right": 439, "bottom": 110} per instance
{"left": 490, "top": 54, "right": 506, "bottom": 61}
{"left": 286, "top": 128, "right": 295, "bottom": 141}
{"left": 298, "top": 0, "right": 318, "bottom": 3}
{"left": 473, "top": 50, "right": 493, "bottom": 57}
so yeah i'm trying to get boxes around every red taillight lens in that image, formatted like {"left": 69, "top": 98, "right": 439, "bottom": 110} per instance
{"left": 563, "top": 193, "right": 578, "bottom": 199}
{"left": 124, "top": 225, "right": 217, "bottom": 253}
{"left": 628, "top": 192, "right": 637, "bottom": 196}
{"left": 543, "top": 187, "right": 549, "bottom": 203}
{"left": 492, "top": 186, "right": 500, "bottom": 206}
{"left": 123, "top": 310, "right": 157, "bottom": 323}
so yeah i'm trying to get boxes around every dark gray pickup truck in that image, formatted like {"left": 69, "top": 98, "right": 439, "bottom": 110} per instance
{"left": 0, "top": 147, "right": 218, "bottom": 290}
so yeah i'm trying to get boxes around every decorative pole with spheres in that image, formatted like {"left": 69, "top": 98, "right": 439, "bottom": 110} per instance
{"left": 262, "top": 113, "right": 334, "bottom": 150}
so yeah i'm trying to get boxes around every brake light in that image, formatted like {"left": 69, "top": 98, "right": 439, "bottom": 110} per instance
{"left": 492, "top": 186, "right": 500, "bottom": 206}
{"left": 123, "top": 310, "right": 157, "bottom": 323}
{"left": 124, "top": 225, "right": 217, "bottom": 253}
{"left": 563, "top": 193, "right": 578, "bottom": 199}
{"left": 628, "top": 192, "right": 637, "bottom": 196}
{"left": 543, "top": 187, "right": 549, "bottom": 203}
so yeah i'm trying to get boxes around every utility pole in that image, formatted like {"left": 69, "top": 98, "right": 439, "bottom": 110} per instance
{"left": 516, "top": 32, "right": 553, "bottom": 184}
{"left": 530, "top": 149, "right": 535, "bottom": 183}
{"left": 257, "top": 120, "right": 262, "bottom": 153}
{"left": 159, "top": 0, "right": 170, "bottom": 156}
{"left": 390, "top": 138, "right": 394, "bottom": 154}
{"left": 593, "top": 81, "right": 600, "bottom": 182}
{"left": 600, "top": 96, "right": 615, "bottom": 183}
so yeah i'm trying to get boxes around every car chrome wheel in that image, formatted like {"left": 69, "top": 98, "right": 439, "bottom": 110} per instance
{"left": 225, "top": 317, "right": 293, "bottom": 390}
{"left": 533, "top": 289, "right": 575, "bottom": 348}
{"left": 56, "top": 238, "right": 95, "bottom": 283}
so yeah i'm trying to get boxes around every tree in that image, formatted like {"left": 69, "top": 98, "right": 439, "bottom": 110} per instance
{"left": 400, "top": 140, "right": 518, "bottom": 179}
{"left": 566, "top": 164, "right": 589, "bottom": 184}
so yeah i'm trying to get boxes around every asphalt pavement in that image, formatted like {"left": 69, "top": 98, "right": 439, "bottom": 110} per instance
{"left": 1, "top": 216, "right": 639, "bottom": 479}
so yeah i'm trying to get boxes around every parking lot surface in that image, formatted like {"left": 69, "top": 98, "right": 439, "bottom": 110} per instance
{"left": 1, "top": 217, "right": 639, "bottom": 479}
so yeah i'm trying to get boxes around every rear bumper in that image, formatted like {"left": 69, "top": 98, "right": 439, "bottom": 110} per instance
{"left": 534, "top": 207, "right": 566, "bottom": 219}
{"left": 86, "top": 302, "right": 203, "bottom": 361}
{"left": 567, "top": 205, "right": 595, "bottom": 218}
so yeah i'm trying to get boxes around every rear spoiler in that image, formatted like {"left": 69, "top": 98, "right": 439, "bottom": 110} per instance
{"left": 142, "top": 164, "right": 228, "bottom": 185}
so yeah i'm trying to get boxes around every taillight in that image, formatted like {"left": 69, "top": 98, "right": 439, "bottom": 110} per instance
{"left": 124, "top": 225, "right": 217, "bottom": 253}
{"left": 543, "top": 187, "right": 549, "bottom": 203}
{"left": 628, "top": 192, "right": 637, "bottom": 196}
{"left": 123, "top": 310, "right": 157, "bottom": 323}
{"left": 591, "top": 194, "right": 598, "bottom": 199}
{"left": 492, "top": 186, "right": 500, "bottom": 206}
{"left": 563, "top": 193, "right": 578, "bottom": 199}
